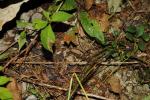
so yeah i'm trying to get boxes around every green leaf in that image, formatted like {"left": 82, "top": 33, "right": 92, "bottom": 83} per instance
{"left": 112, "top": 41, "right": 117, "bottom": 48}
{"left": 126, "top": 25, "right": 136, "bottom": 33}
{"left": 138, "top": 40, "right": 145, "bottom": 51}
{"left": 16, "top": 20, "right": 31, "bottom": 29}
{"left": 29, "top": 88, "right": 38, "bottom": 95}
{"left": 43, "top": 10, "right": 51, "bottom": 21}
{"left": 143, "top": 95, "right": 150, "bottom": 100}
{"left": 0, "top": 52, "right": 9, "bottom": 61}
{"left": 125, "top": 32, "right": 134, "bottom": 41}
{"left": 141, "top": 33, "right": 150, "bottom": 42}
{"left": 133, "top": 43, "right": 138, "bottom": 53}
{"left": 60, "top": 0, "right": 77, "bottom": 11}
{"left": 32, "top": 19, "right": 48, "bottom": 30}
{"left": 0, "top": 76, "right": 10, "bottom": 86}
{"left": 111, "top": 29, "right": 120, "bottom": 37}
{"left": 0, "top": 87, "right": 13, "bottom": 100}
{"left": 40, "top": 25, "right": 56, "bottom": 52}
{"left": 48, "top": 4, "right": 58, "bottom": 14}
{"left": 51, "top": 11, "right": 72, "bottom": 22}
{"left": 18, "top": 31, "right": 27, "bottom": 51}
{"left": 136, "top": 24, "right": 145, "bottom": 37}
{"left": 79, "top": 11, "right": 105, "bottom": 44}
{"left": 0, "top": 66, "right": 3, "bottom": 71}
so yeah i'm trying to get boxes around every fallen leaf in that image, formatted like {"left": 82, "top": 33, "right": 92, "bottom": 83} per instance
{"left": 0, "top": 0, "right": 29, "bottom": 31}
{"left": 111, "top": 18, "right": 123, "bottom": 31}
{"left": 77, "top": 23, "right": 86, "bottom": 37}
{"left": 107, "top": 0, "right": 122, "bottom": 13}
{"left": 64, "top": 27, "right": 77, "bottom": 44}
{"left": 7, "top": 78, "right": 21, "bottom": 100}
{"left": 108, "top": 76, "right": 122, "bottom": 94}
{"left": 0, "top": 20, "right": 3, "bottom": 30}
{"left": 88, "top": 4, "right": 109, "bottom": 32}
{"left": 120, "top": 94, "right": 129, "bottom": 100}
{"left": 85, "top": 0, "right": 94, "bottom": 10}
{"left": 99, "top": 13, "right": 110, "bottom": 32}
{"left": 64, "top": 34, "right": 75, "bottom": 43}
{"left": 142, "top": 0, "right": 150, "bottom": 12}
{"left": 41, "top": 72, "right": 49, "bottom": 83}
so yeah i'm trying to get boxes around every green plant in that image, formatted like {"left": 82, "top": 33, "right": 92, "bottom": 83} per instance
{"left": 67, "top": 73, "right": 89, "bottom": 100}
{"left": 143, "top": 95, "right": 150, "bottom": 100}
{"left": 0, "top": 66, "right": 13, "bottom": 100}
{"left": 79, "top": 11, "right": 105, "bottom": 45}
{"left": 103, "top": 29, "right": 128, "bottom": 60}
{"left": 17, "top": 0, "right": 74, "bottom": 52}
{"left": 105, "top": 24, "right": 150, "bottom": 60}
{"left": 16, "top": 0, "right": 105, "bottom": 52}
{"left": 27, "top": 85, "right": 50, "bottom": 100}
{"left": 125, "top": 24, "right": 150, "bottom": 51}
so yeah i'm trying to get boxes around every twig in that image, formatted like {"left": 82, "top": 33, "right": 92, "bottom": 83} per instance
{"left": 101, "top": 61, "right": 139, "bottom": 65}
{"left": 3, "top": 48, "right": 26, "bottom": 70}
{"left": 10, "top": 61, "right": 88, "bottom": 65}
{"left": 0, "top": 41, "right": 17, "bottom": 55}
{"left": 4, "top": 68, "right": 112, "bottom": 100}
{"left": 2, "top": 61, "right": 139, "bottom": 66}
{"left": 20, "top": 78, "right": 112, "bottom": 100}
{"left": 127, "top": 0, "right": 150, "bottom": 13}
{"left": 25, "top": 34, "right": 38, "bottom": 55}
{"left": 3, "top": 34, "right": 38, "bottom": 70}
{"left": 19, "top": 34, "right": 38, "bottom": 67}
{"left": 127, "top": 0, "right": 136, "bottom": 11}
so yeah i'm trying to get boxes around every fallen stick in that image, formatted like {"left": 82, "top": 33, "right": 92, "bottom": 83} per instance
{"left": 3, "top": 34, "right": 38, "bottom": 70}
{"left": 3, "top": 61, "right": 139, "bottom": 66}
{"left": 21, "top": 78, "right": 112, "bottom": 100}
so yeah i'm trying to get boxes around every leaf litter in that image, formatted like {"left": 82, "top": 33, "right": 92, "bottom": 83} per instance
{"left": 0, "top": 0, "right": 150, "bottom": 100}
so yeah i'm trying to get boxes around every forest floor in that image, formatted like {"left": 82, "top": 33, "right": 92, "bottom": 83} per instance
{"left": 0, "top": 0, "right": 150, "bottom": 100}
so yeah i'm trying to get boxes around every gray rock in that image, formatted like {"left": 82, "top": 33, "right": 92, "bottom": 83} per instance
{"left": 0, "top": 40, "right": 8, "bottom": 51}
{"left": 26, "top": 95, "right": 37, "bottom": 100}
{"left": 31, "top": 13, "right": 43, "bottom": 21}
{"left": 20, "top": 10, "right": 34, "bottom": 21}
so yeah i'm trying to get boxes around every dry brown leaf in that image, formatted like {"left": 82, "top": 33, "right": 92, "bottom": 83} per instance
{"left": 85, "top": 0, "right": 94, "bottom": 10}
{"left": 88, "top": 3, "right": 109, "bottom": 32}
{"left": 77, "top": 23, "right": 86, "bottom": 37}
{"left": 64, "top": 33, "right": 76, "bottom": 44}
{"left": 142, "top": 0, "right": 150, "bottom": 11}
{"left": 0, "top": 0, "right": 29, "bottom": 31}
{"left": 111, "top": 18, "right": 123, "bottom": 31}
{"left": 108, "top": 76, "right": 122, "bottom": 94}
{"left": 6, "top": 78, "right": 22, "bottom": 100}
{"left": 99, "top": 13, "right": 110, "bottom": 32}
{"left": 120, "top": 94, "right": 129, "bottom": 100}
{"left": 41, "top": 72, "right": 49, "bottom": 83}
{"left": 107, "top": 0, "right": 122, "bottom": 13}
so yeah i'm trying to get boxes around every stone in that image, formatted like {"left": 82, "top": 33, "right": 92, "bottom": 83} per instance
{"left": 31, "top": 13, "right": 43, "bottom": 21}
{"left": 26, "top": 95, "right": 37, "bottom": 100}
